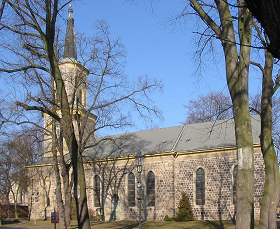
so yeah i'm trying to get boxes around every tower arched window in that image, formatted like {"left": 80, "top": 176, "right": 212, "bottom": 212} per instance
{"left": 147, "top": 171, "right": 155, "bottom": 206}
{"left": 77, "top": 89, "right": 83, "bottom": 106}
{"left": 196, "top": 168, "right": 205, "bottom": 205}
{"left": 128, "top": 173, "right": 135, "bottom": 207}
{"left": 233, "top": 165, "right": 238, "bottom": 204}
{"left": 94, "top": 175, "right": 100, "bottom": 207}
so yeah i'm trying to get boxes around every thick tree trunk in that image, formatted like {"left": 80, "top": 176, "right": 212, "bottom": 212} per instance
{"left": 58, "top": 126, "right": 72, "bottom": 227}
{"left": 220, "top": 1, "right": 254, "bottom": 228}
{"left": 259, "top": 50, "right": 280, "bottom": 229}
{"left": 189, "top": 1, "right": 255, "bottom": 226}
{"left": 59, "top": 155, "right": 72, "bottom": 227}
{"left": 234, "top": 111, "right": 254, "bottom": 229}
{"left": 72, "top": 137, "right": 91, "bottom": 229}
{"left": 77, "top": 154, "right": 91, "bottom": 229}
{"left": 234, "top": 4, "right": 254, "bottom": 229}
{"left": 52, "top": 120, "right": 67, "bottom": 229}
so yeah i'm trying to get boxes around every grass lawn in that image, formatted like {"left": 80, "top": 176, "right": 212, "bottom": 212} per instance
{"left": 0, "top": 219, "right": 260, "bottom": 229}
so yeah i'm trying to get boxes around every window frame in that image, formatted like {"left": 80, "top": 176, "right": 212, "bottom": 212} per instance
{"left": 195, "top": 167, "right": 205, "bottom": 206}
{"left": 127, "top": 173, "right": 136, "bottom": 207}
{"left": 146, "top": 171, "right": 155, "bottom": 207}
{"left": 94, "top": 175, "right": 101, "bottom": 207}
{"left": 232, "top": 165, "right": 238, "bottom": 205}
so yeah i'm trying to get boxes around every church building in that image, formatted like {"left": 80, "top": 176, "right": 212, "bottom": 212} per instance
{"left": 26, "top": 7, "right": 265, "bottom": 222}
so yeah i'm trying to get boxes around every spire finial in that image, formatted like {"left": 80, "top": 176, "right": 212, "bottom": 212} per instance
{"left": 68, "top": 4, "right": 73, "bottom": 19}
{"left": 63, "top": 4, "right": 77, "bottom": 60}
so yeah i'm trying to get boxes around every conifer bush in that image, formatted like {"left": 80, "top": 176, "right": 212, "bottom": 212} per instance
{"left": 164, "top": 214, "right": 174, "bottom": 221}
{"left": 174, "top": 192, "right": 194, "bottom": 221}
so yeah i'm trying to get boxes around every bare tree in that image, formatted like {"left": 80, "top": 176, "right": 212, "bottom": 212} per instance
{"left": 185, "top": 1, "right": 280, "bottom": 225}
{"left": 258, "top": 50, "right": 280, "bottom": 229}
{"left": 0, "top": 2, "right": 161, "bottom": 229}
{"left": 0, "top": 127, "right": 42, "bottom": 219}
{"left": 172, "top": 2, "right": 255, "bottom": 227}
{"left": 184, "top": 87, "right": 280, "bottom": 229}
{"left": 184, "top": 91, "right": 232, "bottom": 124}
{"left": 249, "top": 39, "right": 280, "bottom": 228}
{"left": 88, "top": 134, "right": 139, "bottom": 221}
{"left": 171, "top": 1, "right": 280, "bottom": 228}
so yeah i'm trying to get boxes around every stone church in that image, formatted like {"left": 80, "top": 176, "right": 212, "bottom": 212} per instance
{"left": 26, "top": 7, "right": 265, "bottom": 222}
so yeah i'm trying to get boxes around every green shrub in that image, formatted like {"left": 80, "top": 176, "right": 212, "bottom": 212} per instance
{"left": 174, "top": 192, "right": 194, "bottom": 222}
{"left": 164, "top": 215, "right": 174, "bottom": 221}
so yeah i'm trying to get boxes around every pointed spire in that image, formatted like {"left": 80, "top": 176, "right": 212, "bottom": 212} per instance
{"left": 63, "top": 4, "right": 77, "bottom": 60}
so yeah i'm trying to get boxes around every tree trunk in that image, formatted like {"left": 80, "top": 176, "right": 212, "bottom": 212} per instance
{"left": 0, "top": 204, "right": 2, "bottom": 225}
{"left": 235, "top": 3, "right": 254, "bottom": 229}
{"left": 220, "top": 1, "right": 254, "bottom": 228}
{"left": 58, "top": 126, "right": 72, "bottom": 227}
{"left": 72, "top": 136, "right": 90, "bottom": 229}
{"left": 14, "top": 200, "right": 18, "bottom": 219}
{"left": 11, "top": 190, "right": 19, "bottom": 219}
{"left": 234, "top": 110, "right": 254, "bottom": 229}
{"left": 52, "top": 119, "right": 67, "bottom": 229}
{"left": 78, "top": 153, "right": 91, "bottom": 229}
{"left": 62, "top": 165, "right": 72, "bottom": 227}
{"left": 259, "top": 50, "right": 280, "bottom": 229}
{"left": 188, "top": 1, "right": 255, "bottom": 226}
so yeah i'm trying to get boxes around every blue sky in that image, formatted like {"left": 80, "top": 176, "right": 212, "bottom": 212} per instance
{"left": 67, "top": 1, "right": 262, "bottom": 133}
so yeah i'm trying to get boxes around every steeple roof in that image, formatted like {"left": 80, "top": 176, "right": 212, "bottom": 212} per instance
{"left": 63, "top": 5, "right": 77, "bottom": 60}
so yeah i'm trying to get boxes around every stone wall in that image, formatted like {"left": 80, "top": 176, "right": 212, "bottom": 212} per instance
{"left": 86, "top": 147, "right": 264, "bottom": 221}
{"left": 27, "top": 146, "right": 265, "bottom": 222}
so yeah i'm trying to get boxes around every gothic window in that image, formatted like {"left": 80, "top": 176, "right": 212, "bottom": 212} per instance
{"left": 128, "top": 173, "right": 136, "bottom": 207}
{"left": 147, "top": 171, "right": 155, "bottom": 206}
{"left": 94, "top": 175, "right": 100, "bottom": 207}
{"left": 196, "top": 168, "right": 205, "bottom": 205}
{"left": 233, "top": 165, "right": 238, "bottom": 204}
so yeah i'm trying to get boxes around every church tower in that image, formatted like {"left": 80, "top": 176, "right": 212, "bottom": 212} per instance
{"left": 59, "top": 5, "right": 88, "bottom": 108}
{"left": 43, "top": 5, "right": 96, "bottom": 157}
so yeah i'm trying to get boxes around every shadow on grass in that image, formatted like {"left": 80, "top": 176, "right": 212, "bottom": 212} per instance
{"left": 90, "top": 221, "right": 139, "bottom": 229}
{"left": 117, "top": 222, "right": 139, "bottom": 229}
{"left": 2, "top": 220, "right": 21, "bottom": 225}
{"left": 205, "top": 220, "right": 226, "bottom": 229}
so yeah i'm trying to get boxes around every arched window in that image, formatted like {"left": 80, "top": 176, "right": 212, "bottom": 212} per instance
{"left": 94, "top": 175, "right": 100, "bottom": 207}
{"left": 147, "top": 171, "right": 155, "bottom": 206}
{"left": 196, "top": 168, "right": 205, "bottom": 205}
{"left": 128, "top": 173, "right": 135, "bottom": 207}
{"left": 233, "top": 165, "right": 238, "bottom": 204}
{"left": 77, "top": 90, "right": 84, "bottom": 105}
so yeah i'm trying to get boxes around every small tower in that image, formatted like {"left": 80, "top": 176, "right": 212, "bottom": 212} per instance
{"left": 43, "top": 5, "right": 96, "bottom": 157}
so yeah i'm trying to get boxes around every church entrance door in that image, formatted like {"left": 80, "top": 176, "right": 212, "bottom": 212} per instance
{"left": 111, "top": 194, "right": 120, "bottom": 221}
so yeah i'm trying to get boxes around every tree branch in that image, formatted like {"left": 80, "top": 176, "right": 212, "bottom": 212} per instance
{"left": 15, "top": 101, "right": 60, "bottom": 121}
{"left": 190, "top": 0, "right": 222, "bottom": 38}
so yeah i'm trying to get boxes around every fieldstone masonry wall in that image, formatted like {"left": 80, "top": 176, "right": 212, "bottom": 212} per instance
{"left": 86, "top": 147, "right": 264, "bottom": 221}
{"left": 27, "top": 147, "right": 265, "bottom": 221}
